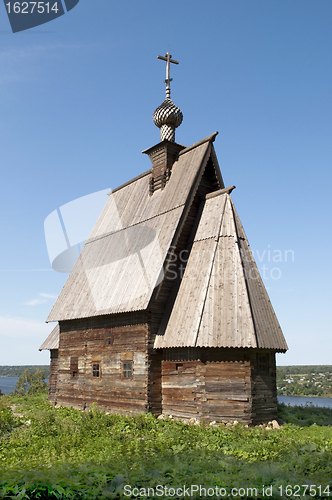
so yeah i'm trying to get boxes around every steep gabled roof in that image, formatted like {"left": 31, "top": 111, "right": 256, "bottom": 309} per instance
{"left": 155, "top": 192, "right": 288, "bottom": 352}
{"left": 47, "top": 134, "right": 221, "bottom": 322}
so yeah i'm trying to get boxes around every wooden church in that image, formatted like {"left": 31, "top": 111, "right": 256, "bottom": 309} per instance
{"left": 40, "top": 53, "right": 288, "bottom": 424}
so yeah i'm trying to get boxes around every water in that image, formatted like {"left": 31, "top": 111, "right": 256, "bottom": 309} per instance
{"left": 278, "top": 395, "right": 332, "bottom": 409}
{"left": 0, "top": 376, "right": 19, "bottom": 395}
{"left": 0, "top": 376, "right": 49, "bottom": 395}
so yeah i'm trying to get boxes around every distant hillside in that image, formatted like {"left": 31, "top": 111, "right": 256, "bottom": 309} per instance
{"left": 0, "top": 365, "right": 50, "bottom": 378}
{"left": 277, "top": 365, "right": 332, "bottom": 397}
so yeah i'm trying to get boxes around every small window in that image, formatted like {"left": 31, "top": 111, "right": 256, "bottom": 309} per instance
{"left": 105, "top": 330, "right": 113, "bottom": 346}
{"left": 122, "top": 361, "right": 132, "bottom": 379}
{"left": 176, "top": 363, "right": 183, "bottom": 371}
{"left": 92, "top": 362, "right": 100, "bottom": 378}
{"left": 258, "top": 355, "right": 268, "bottom": 373}
{"left": 70, "top": 357, "right": 78, "bottom": 376}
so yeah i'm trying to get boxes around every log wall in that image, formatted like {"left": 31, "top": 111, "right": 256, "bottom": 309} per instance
{"left": 48, "top": 349, "right": 58, "bottom": 402}
{"left": 51, "top": 318, "right": 277, "bottom": 423}
{"left": 55, "top": 313, "right": 150, "bottom": 414}
{"left": 251, "top": 349, "right": 278, "bottom": 424}
{"left": 161, "top": 348, "right": 277, "bottom": 424}
{"left": 147, "top": 351, "right": 162, "bottom": 415}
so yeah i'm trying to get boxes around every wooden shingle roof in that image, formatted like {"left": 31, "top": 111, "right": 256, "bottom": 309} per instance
{"left": 154, "top": 192, "right": 288, "bottom": 352}
{"left": 47, "top": 134, "right": 219, "bottom": 322}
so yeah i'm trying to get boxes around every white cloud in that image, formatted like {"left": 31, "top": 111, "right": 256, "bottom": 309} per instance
{"left": 24, "top": 299, "right": 48, "bottom": 306}
{"left": 23, "top": 292, "right": 58, "bottom": 305}
{"left": 0, "top": 316, "right": 53, "bottom": 364}
{"left": 0, "top": 316, "right": 51, "bottom": 339}
{"left": 39, "top": 293, "right": 58, "bottom": 299}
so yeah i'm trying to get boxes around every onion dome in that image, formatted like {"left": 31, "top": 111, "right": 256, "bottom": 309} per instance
{"left": 153, "top": 98, "right": 183, "bottom": 142}
{"left": 154, "top": 52, "right": 183, "bottom": 142}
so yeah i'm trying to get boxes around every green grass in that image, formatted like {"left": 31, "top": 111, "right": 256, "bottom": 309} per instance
{"left": 0, "top": 395, "right": 332, "bottom": 499}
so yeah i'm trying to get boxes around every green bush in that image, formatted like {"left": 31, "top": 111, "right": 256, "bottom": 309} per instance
{"left": 0, "top": 397, "right": 21, "bottom": 436}
{"left": 14, "top": 368, "right": 48, "bottom": 397}
{"left": 278, "top": 402, "right": 332, "bottom": 427}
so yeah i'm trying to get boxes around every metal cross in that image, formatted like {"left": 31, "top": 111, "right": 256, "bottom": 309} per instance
{"left": 157, "top": 52, "right": 179, "bottom": 99}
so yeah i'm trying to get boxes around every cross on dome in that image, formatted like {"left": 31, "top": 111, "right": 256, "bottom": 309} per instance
{"left": 153, "top": 52, "right": 183, "bottom": 142}
{"left": 157, "top": 52, "right": 179, "bottom": 99}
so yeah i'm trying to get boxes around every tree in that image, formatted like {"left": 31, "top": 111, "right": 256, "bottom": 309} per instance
{"left": 14, "top": 368, "right": 48, "bottom": 396}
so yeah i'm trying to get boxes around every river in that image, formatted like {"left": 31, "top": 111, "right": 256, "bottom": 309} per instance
{"left": 0, "top": 376, "right": 49, "bottom": 395}
{"left": 278, "top": 395, "right": 332, "bottom": 408}
{"left": 0, "top": 376, "right": 19, "bottom": 394}
{"left": 1, "top": 377, "right": 332, "bottom": 407}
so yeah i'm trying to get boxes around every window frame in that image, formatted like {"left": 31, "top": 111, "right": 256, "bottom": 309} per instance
{"left": 104, "top": 329, "right": 114, "bottom": 346}
{"left": 121, "top": 360, "right": 133, "bottom": 380}
{"left": 92, "top": 361, "right": 101, "bottom": 379}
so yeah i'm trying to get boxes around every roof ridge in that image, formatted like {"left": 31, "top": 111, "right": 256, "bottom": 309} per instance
{"left": 178, "top": 132, "right": 218, "bottom": 156}
{"left": 206, "top": 185, "right": 236, "bottom": 200}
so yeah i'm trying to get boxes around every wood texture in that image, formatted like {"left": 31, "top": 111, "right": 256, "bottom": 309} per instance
{"left": 55, "top": 315, "right": 149, "bottom": 413}
{"left": 43, "top": 133, "right": 285, "bottom": 425}
{"left": 155, "top": 193, "right": 287, "bottom": 352}
{"left": 161, "top": 348, "right": 278, "bottom": 424}
{"left": 47, "top": 141, "right": 217, "bottom": 322}
{"left": 48, "top": 349, "right": 58, "bottom": 402}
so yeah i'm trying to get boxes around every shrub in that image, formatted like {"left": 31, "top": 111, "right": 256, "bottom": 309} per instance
{"left": 0, "top": 397, "right": 20, "bottom": 435}
{"left": 278, "top": 402, "right": 332, "bottom": 427}
{"left": 14, "top": 368, "right": 48, "bottom": 397}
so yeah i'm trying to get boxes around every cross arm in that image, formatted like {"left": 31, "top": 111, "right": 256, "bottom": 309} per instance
{"left": 157, "top": 55, "right": 179, "bottom": 65}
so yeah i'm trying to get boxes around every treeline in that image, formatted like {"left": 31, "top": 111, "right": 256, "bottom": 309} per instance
{"left": 0, "top": 366, "right": 50, "bottom": 378}
{"left": 277, "top": 365, "right": 332, "bottom": 377}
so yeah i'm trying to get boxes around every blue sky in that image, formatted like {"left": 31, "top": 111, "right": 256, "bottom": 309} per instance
{"left": 0, "top": 0, "right": 331, "bottom": 366}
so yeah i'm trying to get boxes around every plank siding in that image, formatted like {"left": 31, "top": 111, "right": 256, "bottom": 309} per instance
{"left": 161, "top": 348, "right": 277, "bottom": 424}
{"left": 251, "top": 350, "right": 278, "bottom": 424}
{"left": 48, "top": 349, "right": 58, "bottom": 402}
{"left": 55, "top": 314, "right": 150, "bottom": 414}
{"left": 147, "top": 351, "right": 162, "bottom": 415}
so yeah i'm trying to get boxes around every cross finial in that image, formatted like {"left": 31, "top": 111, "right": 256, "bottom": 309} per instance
{"left": 157, "top": 52, "right": 179, "bottom": 99}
